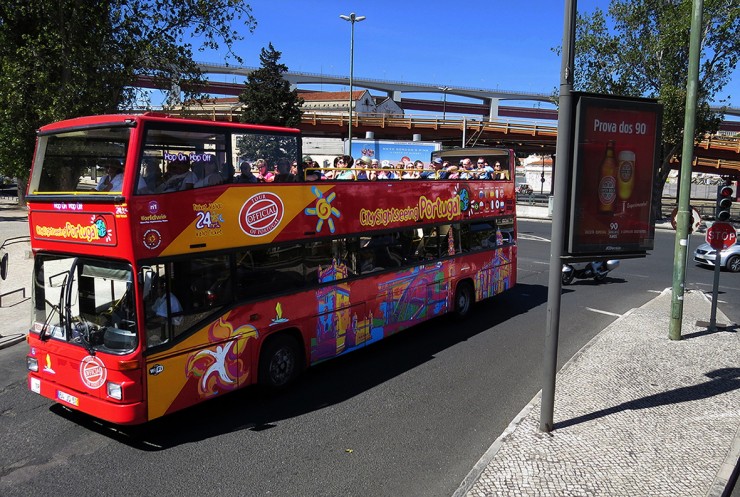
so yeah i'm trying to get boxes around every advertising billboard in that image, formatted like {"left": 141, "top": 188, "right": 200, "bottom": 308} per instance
{"left": 346, "top": 139, "right": 441, "bottom": 163}
{"left": 567, "top": 94, "right": 662, "bottom": 257}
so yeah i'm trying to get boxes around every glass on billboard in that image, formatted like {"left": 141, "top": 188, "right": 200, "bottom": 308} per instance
{"left": 567, "top": 94, "right": 663, "bottom": 257}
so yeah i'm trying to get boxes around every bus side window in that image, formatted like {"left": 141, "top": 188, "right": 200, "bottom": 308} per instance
{"left": 466, "top": 222, "right": 498, "bottom": 252}
{"left": 416, "top": 227, "right": 439, "bottom": 260}
{"left": 438, "top": 224, "right": 462, "bottom": 256}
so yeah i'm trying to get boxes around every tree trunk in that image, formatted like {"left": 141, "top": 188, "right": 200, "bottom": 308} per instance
{"left": 652, "top": 143, "right": 680, "bottom": 221}
{"left": 17, "top": 177, "right": 27, "bottom": 208}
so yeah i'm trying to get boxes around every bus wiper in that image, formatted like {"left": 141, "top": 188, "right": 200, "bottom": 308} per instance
{"left": 40, "top": 273, "right": 67, "bottom": 342}
{"left": 39, "top": 304, "right": 58, "bottom": 342}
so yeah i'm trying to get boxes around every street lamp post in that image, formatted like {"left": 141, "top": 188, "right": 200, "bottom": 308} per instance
{"left": 438, "top": 86, "right": 450, "bottom": 120}
{"left": 339, "top": 12, "right": 366, "bottom": 158}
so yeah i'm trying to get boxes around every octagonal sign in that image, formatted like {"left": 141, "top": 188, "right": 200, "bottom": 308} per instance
{"left": 706, "top": 222, "right": 737, "bottom": 250}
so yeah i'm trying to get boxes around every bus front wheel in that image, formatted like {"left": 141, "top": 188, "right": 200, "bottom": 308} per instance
{"left": 453, "top": 281, "right": 474, "bottom": 319}
{"left": 259, "top": 335, "right": 303, "bottom": 389}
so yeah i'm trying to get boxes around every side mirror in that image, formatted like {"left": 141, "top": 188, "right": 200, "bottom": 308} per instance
{"left": 0, "top": 251, "right": 7, "bottom": 280}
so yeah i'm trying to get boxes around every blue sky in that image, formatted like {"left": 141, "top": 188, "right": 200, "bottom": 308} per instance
{"left": 190, "top": 0, "right": 738, "bottom": 116}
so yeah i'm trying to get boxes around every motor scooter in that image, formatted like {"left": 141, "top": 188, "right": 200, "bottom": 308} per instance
{"left": 561, "top": 260, "right": 619, "bottom": 285}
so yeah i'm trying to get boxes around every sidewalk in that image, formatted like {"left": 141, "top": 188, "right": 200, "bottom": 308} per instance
{"left": 455, "top": 288, "right": 739, "bottom": 497}
{"left": 0, "top": 196, "right": 31, "bottom": 350}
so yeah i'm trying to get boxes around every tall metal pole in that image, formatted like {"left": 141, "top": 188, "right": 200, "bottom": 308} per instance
{"left": 438, "top": 86, "right": 450, "bottom": 120}
{"left": 540, "top": 0, "right": 576, "bottom": 433}
{"left": 669, "top": 0, "right": 704, "bottom": 340}
{"left": 340, "top": 13, "right": 365, "bottom": 158}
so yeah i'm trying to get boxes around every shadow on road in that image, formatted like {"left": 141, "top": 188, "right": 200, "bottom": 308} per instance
{"left": 51, "top": 283, "right": 549, "bottom": 450}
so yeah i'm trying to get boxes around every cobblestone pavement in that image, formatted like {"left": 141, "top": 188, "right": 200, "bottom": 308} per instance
{"left": 455, "top": 289, "right": 739, "bottom": 497}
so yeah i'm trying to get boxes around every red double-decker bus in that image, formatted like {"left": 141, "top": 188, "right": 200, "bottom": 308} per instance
{"left": 24, "top": 113, "right": 517, "bottom": 424}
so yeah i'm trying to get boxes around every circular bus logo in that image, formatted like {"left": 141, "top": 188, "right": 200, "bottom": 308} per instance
{"left": 79, "top": 355, "right": 107, "bottom": 389}
{"left": 239, "top": 192, "right": 284, "bottom": 237}
{"left": 143, "top": 228, "right": 162, "bottom": 249}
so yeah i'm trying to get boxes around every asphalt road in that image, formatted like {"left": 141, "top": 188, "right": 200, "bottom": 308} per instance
{"left": 0, "top": 219, "right": 737, "bottom": 497}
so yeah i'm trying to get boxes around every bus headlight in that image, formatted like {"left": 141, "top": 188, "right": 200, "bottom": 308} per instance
{"left": 107, "top": 382, "right": 123, "bottom": 400}
{"left": 27, "top": 357, "right": 39, "bottom": 372}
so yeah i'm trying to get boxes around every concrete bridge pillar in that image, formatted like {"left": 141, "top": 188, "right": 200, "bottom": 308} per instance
{"left": 488, "top": 98, "right": 500, "bottom": 121}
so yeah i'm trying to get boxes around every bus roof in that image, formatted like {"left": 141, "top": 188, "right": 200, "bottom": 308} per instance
{"left": 37, "top": 113, "right": 301, "bottom": 135}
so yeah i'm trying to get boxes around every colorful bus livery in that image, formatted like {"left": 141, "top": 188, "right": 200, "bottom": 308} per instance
{"left": 25, "top": 113, "right": 517, "bottom": 425}
{"left": 125, "top": 181, "right": 514, "bottom": 257}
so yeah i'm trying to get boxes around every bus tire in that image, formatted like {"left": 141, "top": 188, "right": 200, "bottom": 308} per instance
{"left": 453, "top": 281, "right": 474, "bottom": 319}
{"left": 259, "top": 334, "right": 303, "bottom": 389}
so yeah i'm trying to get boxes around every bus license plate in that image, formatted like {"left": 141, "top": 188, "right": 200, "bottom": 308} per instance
{"left": 57, "top": 390, "right": 79, "bottom": 407}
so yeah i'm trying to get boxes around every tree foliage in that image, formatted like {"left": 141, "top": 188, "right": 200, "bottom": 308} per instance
{"left": 238, "top": 43, "right": 304, "bottom": 128}
{"left": 574, "top": 0, "right": 739, "bottom": 216}
{"left": 237, "top": 43, "right": 303, "bottom": 165}
{"left": 0, "top": 0, "right": 255, "bottom": 195}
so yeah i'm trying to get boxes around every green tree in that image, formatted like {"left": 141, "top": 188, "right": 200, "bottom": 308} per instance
{"left": 238, "top": 43, "right": 304, "bottom": 127}
{"left": 237, "top": 43, "right": 303, "bottom": 166}
{"left": 0, "top": 0, "right": 255, "bottom": 203}
{"left": 574, "top": 0, "right": 739, "bottom": 218}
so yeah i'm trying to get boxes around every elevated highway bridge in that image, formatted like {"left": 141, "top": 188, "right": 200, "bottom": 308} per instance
{"left": 135, "top": 63, "right": 740, "bottom": 177}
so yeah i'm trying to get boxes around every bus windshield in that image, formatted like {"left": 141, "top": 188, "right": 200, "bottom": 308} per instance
{"left": 29, "top": 125, "right": 132, "bottom": 194}
{"left": 32, "top": 254, "right": 137, "bottom": 354}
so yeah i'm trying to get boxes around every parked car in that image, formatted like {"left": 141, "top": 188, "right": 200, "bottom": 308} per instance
{"left": 693, "top": 242, "right": 740, "bottom": 272}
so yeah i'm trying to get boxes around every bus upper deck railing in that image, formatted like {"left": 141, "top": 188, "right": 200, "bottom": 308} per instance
{"left": 282, "top": 167, "right": 513, "bottom": 182}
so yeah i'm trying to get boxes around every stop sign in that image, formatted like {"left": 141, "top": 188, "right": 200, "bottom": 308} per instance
{"left": 706, "top": 222, "right": 737, "bottom": 250}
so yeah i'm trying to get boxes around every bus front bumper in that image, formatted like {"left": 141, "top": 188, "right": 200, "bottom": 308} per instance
{"left": 28, "top": 373, "right": 147, "bottom": 425}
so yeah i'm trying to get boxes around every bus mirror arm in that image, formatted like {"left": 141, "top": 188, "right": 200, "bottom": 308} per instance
{"left": 141, "top": 267, "right": 155, "bottom": 298}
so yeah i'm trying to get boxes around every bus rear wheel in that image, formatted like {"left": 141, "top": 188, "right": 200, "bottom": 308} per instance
{"left": 259, "top": 335, "right": 303, "bottom": 389}
{"left": 453, "top": 281, "right": 474, "bottom": 319}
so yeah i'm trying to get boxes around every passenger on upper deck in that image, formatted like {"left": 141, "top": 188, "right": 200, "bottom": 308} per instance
{"left": 368, "top": 158, "right": 379, "bottom": 181}
{"left": 303, "top": 160, "right": 324, "bottom": 181}
{"left": 459, "top": 158, "right": 476, "bottom": 180}
{"left": 161, "top": 156, "right": 196, "bottom": 192}
{"left": 96, "top": 159, "right": 124, "bottom": 192}
{"left": 355, "top": 156, "right": 373, "bottom": 181}
{"left": 477, "top": 157, "right": 494, "bottom": 180}
{"left": 403, "top": 160, "right": 422, "bottom": 180}
{"left": 137, "top": 158, "right": 162, "bottom": 194}
{"left": 335, "top": 155, "right": 356, "bottom": 180}
{"left": 236, "top": 161, "right": 259, "bottom": 183}
{"left": 420, "top": 158, "right": 439, "bottom": 180}
{"left": 254, "top": 159, "right": 274, "bottom": 182}
{"left": 377, "top": 160, "right": 398, "bottom": 180}
{"left": 194, "top": 160, "right": 223, "bottom": 188}
{"left": 493, "top": 161, "right": 510, "bottom": 180}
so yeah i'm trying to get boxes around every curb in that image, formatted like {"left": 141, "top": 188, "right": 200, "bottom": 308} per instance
{"left": 0, "top": 333, "right": 26, "bottom": 351}
{"left": 451, "top": 288, "right": 739, "bottom": 497}
{"left": 451, "top": 300, "right": 644, "bottom": 497}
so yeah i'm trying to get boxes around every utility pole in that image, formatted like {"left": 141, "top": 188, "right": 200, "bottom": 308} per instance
{"left": 339, "top": 12, "right": 366, "bottom": 158}
{"left": 540, "top": 0, "right": 577, "bottom": 433}
{"left": 669, "top": 0, "right": 703, "bottom": 340}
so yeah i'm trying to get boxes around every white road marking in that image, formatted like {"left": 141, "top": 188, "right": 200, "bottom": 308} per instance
{"left": 585, "top": 307, "right": 623, "bottom": 318}
{"left": 518, "top": 234, "right": 551, "bottom": 242}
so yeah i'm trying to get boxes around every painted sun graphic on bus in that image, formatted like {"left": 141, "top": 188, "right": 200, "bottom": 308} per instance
{"left": 304, "top": 186, "right": 341, "bottom": 233}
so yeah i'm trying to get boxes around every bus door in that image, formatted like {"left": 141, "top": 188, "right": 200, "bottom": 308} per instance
{"left": 142, "top": 257, "right": 254, "bottom": 420}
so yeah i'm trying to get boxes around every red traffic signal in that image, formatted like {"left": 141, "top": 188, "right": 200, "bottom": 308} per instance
{"left": 715, "top": 185, "right": 734, "bottom": 222}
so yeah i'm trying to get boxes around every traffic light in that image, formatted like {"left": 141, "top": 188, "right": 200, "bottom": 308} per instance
{"left": 715, "top": 185, "right": 734, "bottom": 221}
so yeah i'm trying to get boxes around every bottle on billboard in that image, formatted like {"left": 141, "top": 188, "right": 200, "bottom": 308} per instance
{"left": 617, "top": 150, "right": 635, "bottom": 213}
{"left": 598, "top": 140, "right": 617, "bottom": 213}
